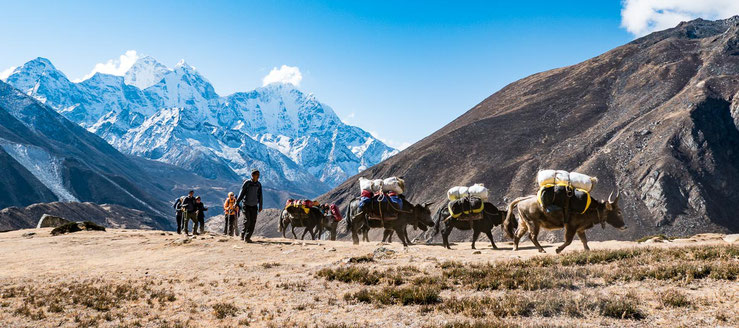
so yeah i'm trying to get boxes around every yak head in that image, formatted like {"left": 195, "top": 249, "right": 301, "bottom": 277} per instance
{"left": 604, "top": 190, "right": 627, "bottom": 230}
{"left": 414, "top": 202, "right": 435, "bottom": 228}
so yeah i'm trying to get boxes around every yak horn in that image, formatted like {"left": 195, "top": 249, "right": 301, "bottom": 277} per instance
{"left": 608, "top": 191, "right": 614, "bottom": 203}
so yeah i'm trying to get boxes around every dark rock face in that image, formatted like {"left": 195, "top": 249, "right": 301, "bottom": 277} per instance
{"left": 51, "top": 221, "right": 106, "bottom": 236}
{"left": 321, "top": 17, "right": 739, "bottom": 241}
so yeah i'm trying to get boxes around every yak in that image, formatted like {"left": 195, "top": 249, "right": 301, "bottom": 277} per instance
{"left": 503, "top": 190, "right": 627, "bottom": 253}
{"left": 345, "top": 197, "right": 434, "bottom": 246}
{"left": 432, "top": 201, "right": 517, "bottom": 249}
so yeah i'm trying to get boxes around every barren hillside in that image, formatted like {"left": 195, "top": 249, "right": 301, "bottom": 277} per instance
{"left": 319, "top": 17, "right": 739, "bottom": 242}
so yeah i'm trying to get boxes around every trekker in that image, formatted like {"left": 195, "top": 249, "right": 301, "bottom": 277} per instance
{"left": 236, "top": 169, "right": 263, "bottom": 243}
{"left": 195, "top": 196, "right": 208, "bottom": 235}
{"left": 181, "top": 190, "right": 197, "bottom": 235}
{"left": 173, "top": 196, "right": 185, "bottom": 234}
{"left": 223, "top": 192, "right": 239, "bottom": 236}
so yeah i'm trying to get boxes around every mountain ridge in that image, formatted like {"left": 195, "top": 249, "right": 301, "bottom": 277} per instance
{"left": 2, "top": 56, "right": 397, "bottom": 196}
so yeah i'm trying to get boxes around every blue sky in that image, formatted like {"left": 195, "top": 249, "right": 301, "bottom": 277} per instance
{"left": 1, "top": 0, "right": 736, "bottom": 149}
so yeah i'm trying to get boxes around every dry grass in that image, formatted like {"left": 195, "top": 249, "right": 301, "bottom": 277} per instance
{"left": 344, "top": 286, "right": 441, "bottom": 305}
{"left": 1, "top": 229, "right": 736, "bottom": 327}
{"left": 315, "top": 244, "right": 737, "bottom": 324}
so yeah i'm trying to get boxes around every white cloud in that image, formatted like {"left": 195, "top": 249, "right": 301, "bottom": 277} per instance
{"left": 621, "top": 0, "right": 739, "bottom": 37}
{"left": 262, "top": 65, "right": 302, "bottom": 86}
{"left": 73, "top": 50, "right": 140, "bottom": 82}
{"left": 0, "top": 66, "right": 17, "bottom": 81}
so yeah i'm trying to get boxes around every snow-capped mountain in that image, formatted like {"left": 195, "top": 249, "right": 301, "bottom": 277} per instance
{"left": 124, "top": 56, "right": 169, "bottom": 90}
{"left": 1, "top": 56, "right": 397, "bottom": 195}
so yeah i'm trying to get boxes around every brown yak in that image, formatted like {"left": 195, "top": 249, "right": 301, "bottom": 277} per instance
{"left": 503, "top": 190, "right": 627, "bottom": 253}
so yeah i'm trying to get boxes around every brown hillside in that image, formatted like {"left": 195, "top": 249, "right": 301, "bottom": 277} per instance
{"left": 320, "top": 17, "right": 739, "bottom": 241}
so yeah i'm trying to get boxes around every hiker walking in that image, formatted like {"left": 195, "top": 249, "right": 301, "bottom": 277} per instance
{"left": 223, "top": 192, "right": 239, "bottom": 236}
{"left": 181, "top": 190, "right": 197, "bottom": 235}
{"left": 195, "top": 196, "right": 208, "bottom": 235}
{"left": 173, "top": 196, "right": 185, "bottom": 234}
{"left": 236, "top": 169, "right": 263, "bottom": 243}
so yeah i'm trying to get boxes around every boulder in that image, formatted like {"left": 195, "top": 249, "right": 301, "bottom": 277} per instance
{"left": 37, "top": 214, "right": 71, "bottom": 228}
{"left": 723, "top": 234, "right": 739, "bottom": 244}
{"left": 50, "top": 221, "right": 106, "bottom": 236}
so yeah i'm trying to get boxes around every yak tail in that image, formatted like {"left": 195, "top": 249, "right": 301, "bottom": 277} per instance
{"left": 278, "top": 212, "right": 282, "bottom": 232}
{"left": 504, "top": 197, "right": 527, "bottom": 239}
{"left": 433, "top": 207, "right": 443, "bottom": 236}
{"left": 344, "top": 203, "right": 353, "bottom": 234}
{"left": 278, "top": 210, "right": 284, "bottom": 232}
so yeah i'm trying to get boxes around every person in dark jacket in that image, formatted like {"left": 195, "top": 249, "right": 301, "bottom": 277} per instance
{"left": 236, "top": 169, "right": 263, "bottom": 243}
{"left": 173, "top": 196, "right": 185, "bottom": 234}
{"left": 181, "top": 190, "right": 197, "bottom": 235}
{"left": 194, "top": 196, "right": 208, "bottom": 235}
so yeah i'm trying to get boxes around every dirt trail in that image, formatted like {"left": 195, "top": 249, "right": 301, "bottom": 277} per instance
{"left": 0, "top": 229, "right": 736, "bottom": 327}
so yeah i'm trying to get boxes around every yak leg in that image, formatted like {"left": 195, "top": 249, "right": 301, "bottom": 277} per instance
{"left": 362, "top": 227, "right": 370, "bottom": 242}
{"left": 300, "top": 227, "right": 309, "bottom": 240}
{"left": 382, "top": 230, "right": 392, "bottom": 243}
{"left": 281, "top": 220, "right": 287, "bottom": 238}
{"left": 393, "top": 225, "right": 408, "bottom": 247}
{"left": 291, "top": 225, "right": 298, "bottom": 239}
{"left": 576, "top": 230, "right": 590, "bottom": 251}
{"left": 315, "top": 223, "right": 323, "bottom": 240}
{"left": 330, "top": 223, "right": 337, "bottom": 241}
{"left": 442, "top": 225, "right": 453, "bottom": 249}
{"left": 512, "top": 222, "right": 528, "bottom": 251}
{"left": 528, "top": 223, "right": 546, "bottom": 253}
{"left": 471, "top": 228, "right": 480, "bottom": 250}
{"left": 310, "top": 225, "right": 317, "bottom": 240}
{"left": 351, "top": 222, "right": 360, "bottom": 245}
{"left": 556, "top": 225, "right": 577, "bottom": 254}
{"left": 484, "top": 229, "right": 497, "bottom": 250}
{"left": 403, "top": 226, "right": 414, "bottom": 246}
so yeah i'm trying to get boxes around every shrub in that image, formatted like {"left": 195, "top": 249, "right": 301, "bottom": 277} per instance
{"left": 597, "top": 294, "right": 644, "bottom": 320}
{"left": 213, "top": 302, "right": 239, "bottom": 319}
{"left": 658, "top": 289, "right": 691, "bottom": 308}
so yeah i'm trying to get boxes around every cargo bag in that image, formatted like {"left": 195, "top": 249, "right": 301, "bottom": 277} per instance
{"left": 537, "top": 184, "right": 591, "bottom": 214}
{"left": 448, "top": 197, "right": 485, "bottom": 219}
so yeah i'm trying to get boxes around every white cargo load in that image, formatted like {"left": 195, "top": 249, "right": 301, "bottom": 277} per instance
{"left": 536, "top": 170, "right": 597, "bottom": 192}
{"left": 569, "top": 172, "right": 597, "bottom": 191}
{"left": 468, "top": 183, "right": 489, "bottom": 201}
{"left": 359, "top": 177, "right": 373, "bottom": 193}
{"left": 371, "top": 179, "right": 384, "bottom": 193}
{"left": 447, "top": 186, "right": 470, "bottom": 201}
{"left": 382, "top": 176, "right": 405, "bottom": 194}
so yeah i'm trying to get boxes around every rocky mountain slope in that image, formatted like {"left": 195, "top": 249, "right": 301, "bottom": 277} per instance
{"left": 320, "top": 17, "right": 739, "bottom": 241}
{"left": 1, "top": 57, "right": 396, "bottom": 195}
{"left": 0, "top": 80, "right": 172, "bottom": 226}
{"left": 0, "top": 81, "right": 308, "bottom": 230}
{"left": 0, "top": 202, "right": 164, "bottom": 231}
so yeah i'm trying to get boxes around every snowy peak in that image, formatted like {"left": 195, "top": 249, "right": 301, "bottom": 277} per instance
{"left": 3, "top": 57, "right": 72, "bottom": 93}
{"left": 124, "top": 56, "right": 170, "bottom": 90}
{"left": 2, "top": 55, "right": 398, "bottom": 191}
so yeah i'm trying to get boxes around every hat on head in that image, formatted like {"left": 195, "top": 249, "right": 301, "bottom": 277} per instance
{"left": 228, "top": 192, "right": 234, "bottom": 196}
{"left": 196, "top": 196, "right": 201, "bottom": 200}
{"left": 189, "top": 190, "right": 194, "bottom": 194}
{"left": 251, "top": 169, "right": 260, "bottom": 175}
